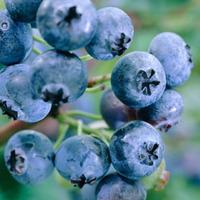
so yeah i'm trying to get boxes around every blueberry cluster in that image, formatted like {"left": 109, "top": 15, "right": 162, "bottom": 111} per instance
{"left": 0, "top": 0, "right": 193, "bottom": 200}
{"left": 101, "top": 31, "right": 193, "bottom": 132}
{"left": 0, "top": 0, "right": 134, "bottom": 122}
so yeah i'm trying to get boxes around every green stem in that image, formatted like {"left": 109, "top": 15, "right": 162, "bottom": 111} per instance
{"left": 80, "top": 54, "right": 93, "bottom": 62}
{"left": 77, "top": 120, "right": 83, "bottom": 135}
{"left": 66, "top": 110, "right": 102, "bottom": 120}
{"left": 86, "top": 84, "right": 106, "bottom": 93}
{"left": 57, "top": 115, "right": 111, "bottom": 142}
{"left": 32, "top": 47, "right": 42, "bottom": 55}
{"left": 54, "top": 124, "right": 69, "bottom": 149}
{"left": 33, "top": 35, "right": 51, "bottom": 47}
{"left": 88, "top": 74, "right": 111, "bottom": 88}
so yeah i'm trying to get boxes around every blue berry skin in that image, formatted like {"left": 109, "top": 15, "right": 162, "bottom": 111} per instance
{"left": 100, "top": 89, "right": 137, "bottom": 130}
{"left": 55, "top": 135, "right": 111, "bottom": 188}
{"left": 110, "top": 121, "right": 164, "bottom": 180}
{"left": 37, "top": 0, "right": 97, "bottom": 51}
{"left": 31, "top": 50, "right": 88, "bottom": 105}
{"left": 0, "top": 10, "right": 32, "bottom": 66}
{"left": 0, "top": 64, "right": 51, "bottom": 122}
{"left": 138, "top": 90, "right": 184, "bottom": 132}
{"left": 5, "top": 0, "right": 42, "bottom": 23}
{"left": 149, "top": 32, "right": 193, "bottom": 88}
{"left": 4, "top": 130, "right": 55, "bottom": 184}
{"left": 111, "top": 51, "right": 166, "bottom": 109}
{"left": 86, "top": 7, "right": 134, "bottom": 60}
{"left": 96, "top": 173, "right": 147, "bottom": 200}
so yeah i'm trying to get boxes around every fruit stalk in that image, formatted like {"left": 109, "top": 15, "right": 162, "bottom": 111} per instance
{"left": 88, "top": 74, "right": 111, "bottom": 88}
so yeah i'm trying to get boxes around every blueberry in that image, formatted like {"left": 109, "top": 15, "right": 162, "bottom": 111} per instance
{"left": 4, "top": 130, "right": 55, "bottom": 184}
{"left": 149, "top": 32, "right": 193, "bottom": 88}
{"left": 30, "top": 50, "right": 88, "bottom": 105}
{"left": 37, "top": 0, "right": 97, "bottom": 51}
{"left": 96, "top": 173, "right": 147, "bottom": 200}
{"left": 110, "top": 121, "right": 164, "bottom": 180}
{"left": 138, "top": 90, "right": 184, "bottom": 132}
{"left": 55, "top": 135, "right": 111, "bottom": 188}
{"left": 111, "top": 51, "right": 166, "bottom": 109}
{"left": 86, "top": 7, "right": 134, "bottom": 60}
{"left": 0, "top": 64, "right": 51, "bottom": 122}
{"left": 81, "top": 183, "right": 97, "bottom": 200}
{"left": 100, "top": 89, "right": 138, "bottom": 130}
{"left": 5, "top": 0, "right": 42, "bottom": 22}
{"left": 0, "top": 10, "right": 32, "bottom": 66}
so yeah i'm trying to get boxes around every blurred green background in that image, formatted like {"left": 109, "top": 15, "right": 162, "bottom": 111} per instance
{"left": 0, "top": 0, "right": 200, "bottom": 199}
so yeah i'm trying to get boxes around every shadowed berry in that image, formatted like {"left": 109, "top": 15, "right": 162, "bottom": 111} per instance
{"left": 138, "top": 90, "right": 184, "bottom": 132}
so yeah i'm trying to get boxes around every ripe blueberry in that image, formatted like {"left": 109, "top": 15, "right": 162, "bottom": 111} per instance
{"left": 0, "top": 10, "right": 32, "bottom": 66}
{"left": 111, "top": 51, "right": 166, "bottom": 109}
{"left": 149, "top": 32, "right": 193, "bottom": 88}
{"left": 110, "top": 121, "right": 164, "bottom": 180}
{"left": 5, "top": 0, "right": 42, "bottom": 22}
{"left": 4, "top": 130, "right": 55, "bottom": 184}
{"left": 30, "top": 50, "right": 88, "bottom": 106}
{"left": 0, "top": 64, "right": 51, "bottom": 122}
{"left": 37, "top": 0, "right": 97, "bottom": 51}
{"left": 96, "top": 173, "right": 147, "bottom": 200}
{"left": 55, "top": 135, "right": 111, "bottom": 188}
{"left": 86, "top": 7, "right": 134, "bottom": 60}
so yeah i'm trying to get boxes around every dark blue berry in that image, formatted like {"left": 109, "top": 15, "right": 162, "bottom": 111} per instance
{"left": 110, "top": 121, "right": 164, "bottom": 180}
{"left": 96, "top": 173, "right": 147, "bottom": 200}
{"left": 37, "top": 0, "right": 97, "bottom": 51}
{"left": 138, "top": 90, "right": 184, "bottom": 132}
{"left": 100, "top": 89, "right": 137, "bottom": 130}
{"left": 111, "top": 51, "right": 166, "bottom": 109}
{"left": 30, "top": 50, "right": 88, "bottom": 106}
{"left": 5, "top": 0, "right": 42, "bottom": 22}
{"left": 86, "top": 7, "right": 134, "bottom": 60}
{"left": 55, "top": 135, "right": 111, "bottom": 188}
{"left": 0, "top": 10, "right": 32, "bottom": 66}
{"left": 4, "top": 130, "right": 55, "bottom": 184}
{"left": 149, "top": 32, "right": 193, "bottom": 88}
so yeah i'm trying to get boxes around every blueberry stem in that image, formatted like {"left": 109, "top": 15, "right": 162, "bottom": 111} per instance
{"left": 66, "top": 110, "right": 102, "bottom": 120}
{"left": 86, "top": 84, "right": 106, "bottom": 93}
{"left": 77, "top": 120, "right": 83, "bottom": 136}
{"left": 80, "top": 54, "right": 93, "bottom": 62}
{"left": 54, "top": 124, "right": 69, "bottom": 149}
{"left": 33, "top": 34, "right": 93, "bottom": 62}
{"left": 88, "top": 74, "right": 111, "bottom": 88}
{"left": 0, "top": 110, "right": 105, "bottom": 146}
{"left": 32, "top": 35, "right": 51, "bottom": 47}
{"left": 32, "top": 47, "right": 42, "bottom": 55}
{"left": 57, "top": 115, "right": 111, "bottom": 141}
